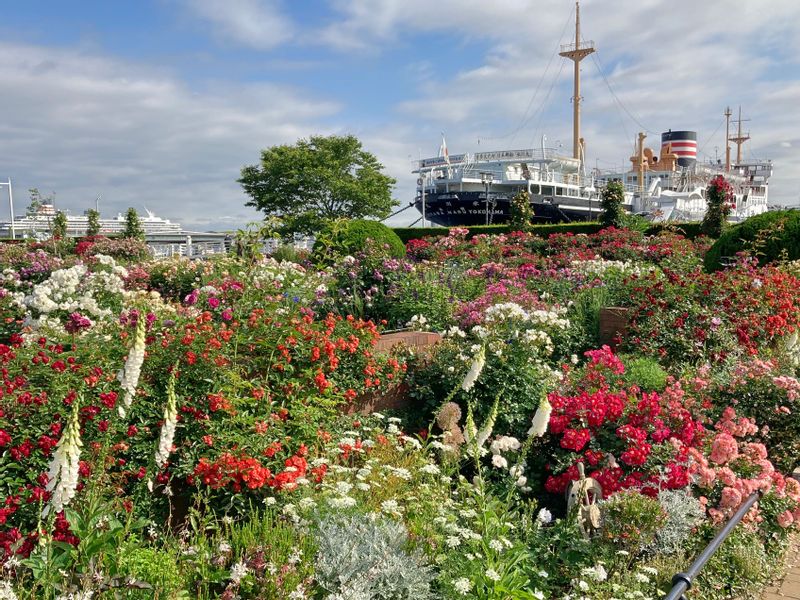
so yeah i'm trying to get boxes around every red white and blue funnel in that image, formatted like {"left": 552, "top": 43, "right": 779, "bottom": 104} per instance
{"left": 661, "top": 130, "right": 697, "bottom": 167}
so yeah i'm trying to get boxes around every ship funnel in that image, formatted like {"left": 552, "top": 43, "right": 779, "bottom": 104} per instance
{"left": 661, "top": 130, "right": 697, "bottom": 168}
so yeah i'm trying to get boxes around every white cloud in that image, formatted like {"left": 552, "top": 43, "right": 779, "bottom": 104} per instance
{"left": 0, "top": 42, "right": 339, "bottom": 229}
{"left": 183, "top": 0, "right": 294, "bottom": 50}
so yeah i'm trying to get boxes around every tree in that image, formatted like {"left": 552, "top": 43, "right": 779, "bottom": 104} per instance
{"left": 600, "top": 180, "right": 626, "bottom": 228}
{"left": 701, "top": 175, "right": 733, "bottom": 238}
{"left": 52, "top": 211, "right": 68, "bottom": 238}
{"left": 239, "top": 134, "right": 397, "bottom": 234}
{"left": 27, "top": 188, "right": 55, "bottom": 216}
{"left": 86, "top": 209, "right": 101, "bottom": 236}
{"left": 509, "top": 190, "right": 533, "bottom": 232}
{"left": 123, "top": 207, "right": 145, "bottom": 240}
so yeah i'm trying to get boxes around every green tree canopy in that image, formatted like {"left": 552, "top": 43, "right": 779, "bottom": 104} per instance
{"left": 600, "top": 180, "right": 626, "bottom": 228}
{"left": 52, "top": 211, "right": 68, "bottom": 238}
{"left": 86, "top": 209, "right": 100, "bottom": 236}
{"left": 239, "top": 134, "right": 397, "bottom": 234}
{"left": 123, "top": 207, "right": 145, "bottom": 240}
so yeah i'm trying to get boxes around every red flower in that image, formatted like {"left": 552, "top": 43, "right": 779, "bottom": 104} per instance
{"left": 560, "top": 428, "right": 591, "bottom": 452}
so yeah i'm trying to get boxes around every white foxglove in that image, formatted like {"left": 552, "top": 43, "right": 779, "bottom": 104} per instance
{"left": 118, "top": 316, "right": 147, "bottom": 417}
{"left": 43, "top": 400, "right": 83, "bottom": 516}
{"left": 461, "top": 346, "right": 485, "bottom": 391}
{"left": 154, "top": 368, "right": 178, "bottom": 469}
{"left": 528, "top": 397, "right": 552, "bottom": 438}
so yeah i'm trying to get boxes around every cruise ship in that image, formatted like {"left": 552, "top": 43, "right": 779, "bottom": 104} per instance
{"left": 412, "top": 2, "right": 771, "bottom": 227}
{"left": 0, "top": 201, "right": 182, "bottom": 239}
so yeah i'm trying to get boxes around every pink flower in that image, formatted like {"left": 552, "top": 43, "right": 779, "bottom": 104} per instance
{"left": 221, "top": 309, "right": 233, "bottom": 321}
{"left": 709, "top": 432, "right": 738, "bottom": 465}
{"left": 208, "top": 297, "right": 220, "bottom": 309}
{"left": 720, "top": 487, "right": 742, "bottom": 511}
{"left": 744, "top": 443, "right": 767, "bottom": 461}
{"left": 717, "top": 467, "right": 736, "bottom": 486}
{"left": 777, "top": 510, "right": 794, "bottom": 528}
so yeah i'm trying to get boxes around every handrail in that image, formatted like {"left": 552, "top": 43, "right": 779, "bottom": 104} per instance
{"left": 663, "top": 490, "right": 762, "bottom": 600}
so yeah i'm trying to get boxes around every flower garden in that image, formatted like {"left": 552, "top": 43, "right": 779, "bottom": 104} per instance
{"left": 1, "top": 226, "right": 800, "bottom": 599}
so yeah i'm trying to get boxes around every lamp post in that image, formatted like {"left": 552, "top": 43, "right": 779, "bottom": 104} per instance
{"left": 0, "top": 179, "right": 14, "bottom": 240}
{"left": 481, "top": 172, "right": 494, "bottom": 225}
{"left": 417, "top": 176, "right": 426, "bottom": 227}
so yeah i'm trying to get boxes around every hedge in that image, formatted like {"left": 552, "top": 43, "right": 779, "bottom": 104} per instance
{"left": 394, "top": 222, "right": 706, "bottom": 243}
{"left": 704, "top": 210, "right": 800, "bottom": 271}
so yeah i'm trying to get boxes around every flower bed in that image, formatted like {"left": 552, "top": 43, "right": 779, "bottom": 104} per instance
{"left": 0, "top": 226, "right": 798, "bottom": 599}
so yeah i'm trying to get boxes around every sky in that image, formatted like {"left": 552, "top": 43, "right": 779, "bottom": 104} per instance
{"left": 0, "top": 0, "right": 798, "bottom": 231}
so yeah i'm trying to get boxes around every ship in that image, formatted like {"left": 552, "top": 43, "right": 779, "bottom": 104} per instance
{"left": 412, "top": 2, "right": 772, "bottom": 227}
{"left": 0, "top": 200, "right": 183, "bottom": 239}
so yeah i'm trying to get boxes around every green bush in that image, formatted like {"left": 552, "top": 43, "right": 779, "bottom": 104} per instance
{"left": 393, "top": 222, "right": 605, "bottom": 243}
{"left": 620, "top": 355, "right": 669, "bottom": 392}
{"left": 119, "top": 547, "right": 186, "bottom": 598}
{"left": 315, "top": 219, "right": 405, "bottom": 259}
{"left": 704, "top": 209, "right": 800, "bottom": 271}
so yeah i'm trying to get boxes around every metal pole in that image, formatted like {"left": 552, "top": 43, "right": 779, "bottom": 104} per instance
{"left": 663, "top": 491, "right": 761, "bottom": 600}
{"left": 485, "top": 180, "right": 489, "bottom": 225}
{"left": 7, "top": 179, "right": 15, "bottom": 240}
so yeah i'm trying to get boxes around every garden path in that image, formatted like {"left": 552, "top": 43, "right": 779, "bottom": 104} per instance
{"left": 762, "top": 535, "right": 800, "bottom": 599}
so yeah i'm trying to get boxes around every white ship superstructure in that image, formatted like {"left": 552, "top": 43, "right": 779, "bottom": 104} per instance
{"left": 412, "top": 2, "right": 772, "bottom": 227}
{"left": 0, "top": 202, "right": 182, "bottom": 239}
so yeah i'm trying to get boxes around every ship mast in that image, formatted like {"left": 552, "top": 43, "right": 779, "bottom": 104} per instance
{"left": 724, "top": 107, "right": 732, "bottom": 172}
{"left": 559, "top": 1, "right": 595, "bottom": 163}
{"left": 729, "top": 105, "right": 750, "bottom": 166}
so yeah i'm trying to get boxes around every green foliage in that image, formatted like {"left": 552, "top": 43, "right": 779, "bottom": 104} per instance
{"left": 314, "top": 513, "right": 434, "bottom": 599}
{"left": 313, "top": 218, "right": 405, "bottom": 261}
{"left": 86, "top": 208, "right": 101, "bottom": 236}
{"left": 650, "top": 489, "right": 704, "bottom": 555}
{"left": 123, "top": 207, "right": 145, "bottom": 240}
{"left": 26, "top": 187, "right": 54, "bottom": 216}
{"left": 644, "top": 221, "right": 705, "bottom": 239}
{"left": 120, "top": 547, "right": 187, "bottom": 599}
{"left": 620, "top": 355, "right": 668, "bottom": 392}
{"left": 239, "top": 134, "right": 397, "bottom": 234}
{"left": 509, "top": 190, "right": 533, "bottom": 232}
{"left": 705, "top": 209, "right": 800, "bottom": 271}
{"left": 694, "top": 528, "right": 772, "bottom": 599}
{"left": 52, "top": 211, "right": 68, "bottom": 238}
{"left": 600, "top": 181, "right": 626, "bottom": 228}
{"left": 600, "top": 490, "right": 666, "bottom": 555}
{"left": 701, "top": 175, "right": 733, "bottom": 239}
{"left": 392, "top": 222, "right": 605, "bottom": 243}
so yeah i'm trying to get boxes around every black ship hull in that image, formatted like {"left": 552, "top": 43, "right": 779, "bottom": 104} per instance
{"left": 414, "top": 191, "right": 596, "bottom": 227}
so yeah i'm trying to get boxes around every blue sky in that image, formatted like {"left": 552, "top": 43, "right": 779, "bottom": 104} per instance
{"left": 1, "top": 0, "right": 798, "bottom": 229}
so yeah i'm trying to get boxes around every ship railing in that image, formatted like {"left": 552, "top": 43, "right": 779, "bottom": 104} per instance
{"left": 560, "top": 40, "right": 595, "bottom": 53}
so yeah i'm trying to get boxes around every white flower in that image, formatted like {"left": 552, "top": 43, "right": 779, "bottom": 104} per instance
{"left": 578, "top": 580, "right": 590, "bottom": 591}
{"left": 117, "top": 316, "right": 147, "bottom": 417}
{"left": 218, "top": 540, "right": 232, "bottom": 553}
{"left": 485, "top": 569, "right": 501, "bottom": 582}
{"left": 583, "top": 564, "right": 608, "bottom": 582}
{"left": 453, "top": 578, "right": 472, "bottom": 595}
{"left": 634, "top": 573, "right": 650, "bottom": 584}
{"left": 44, "top": 400, "right": 83, "bottom": 516}
{"left": 0, "top": 581, "right": 19, "bottom": 600}
{"left": 328, "top": 496, "right": 357, "bottom": 509}
{"left": 420, "top": 463, "right": 440, "bottom": 475}
{"left": 381, "top": 499, "right": 402, "bottom": 516}
{"left": 461, "top": 346, "right": 486, "bottom": 391}
{"left": 491, "top": 454, "right": 508, "bottom": 469}
{"left": 445, "top": 536, "right": 461, "bottom": 548}
{"left": 154, "top": 369, "right": 178, "bottom": 469}
{"left": 489, "top": 539, "right": 505, "bottom": 552}
{"left": 264, "top": 496, "right": 277, "bottom": 506}
{"left": 528, "top": 397, "right": 552, "bottom": 438}
{"left": 533, "top": 591, "right": 545, "bottom": 600}
{"left": 229, "top": 560, "right": 249, "bottom": 584}
{"left": 537, "top": 508, "right": 553, "bottom": 525}
{"left": 490, "top": 436, "right": 521, "bottom": 454}
{"left": 288, "top": 583, "right": 306, "bottom": 599}
{"left": 287, "top": 548, "right": 302, "bottom": 565}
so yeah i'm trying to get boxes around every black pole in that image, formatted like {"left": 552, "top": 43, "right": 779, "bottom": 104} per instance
{"left": 485, "top": 181, "right": 489, "bottom": 225}
{"left": 663, "top": 490, "right": 761, "bottom": 600}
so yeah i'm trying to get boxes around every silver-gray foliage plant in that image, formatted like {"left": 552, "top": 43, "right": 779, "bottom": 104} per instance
{"left": 315, "top": 513, "right": 434, "bottom": 600}
{"left": 651, "top": 489, "right": 705, "bottom": 555}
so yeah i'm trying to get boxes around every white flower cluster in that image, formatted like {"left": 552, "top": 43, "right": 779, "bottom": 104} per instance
{"left": 44, "top": 401, "right": 83, "bottom": 516}
{"left": 461, "top": 346, "right": 486, "bottom": 391}
{"left": 154, "top": 369, "right": 179, "bottom": 469}
{"left": 484, "top": 302, "right": 529, "bottom": 323}
{"left": 118, "top": 316, "right": 147, "bottom": 417}
{"left": 406, "top": 314, "right": 429, "bottom": 331}
{"left": 571, "top": 256, "right": 655, "bottom": 279}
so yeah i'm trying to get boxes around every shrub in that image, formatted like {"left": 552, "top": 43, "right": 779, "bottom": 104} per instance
{"left": 705, "top": 209, "right": 800, "bottom": 271}
{"left": 700, "top": 175, "right": 733, "bottom": 239}
{"left": 119, "top": 547, "right": 185, "bottom": 598}
{"left": 600, "top": 181, "right": 625, "bottom": 228}
{"left": 620, "top": 355, "right": 668, "bottom": 392}
{"left": 314, "top": 513, "right": 434, "bottom": 599}
{"left": 509, "top": 190, "right": 533, "bottom": 232}
{"left": 314, "top": 219, "right": 405, "bottom": 261}
{"left": 600, "top": 490, "right": 666, "bottom": 555}
{"left": 650, "top": 489, "right": 704, "bottom": 555}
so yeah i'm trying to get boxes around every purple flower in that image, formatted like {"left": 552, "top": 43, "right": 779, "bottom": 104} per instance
{"left": 65, "top": 312, "right": 92, "bottom": 334}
